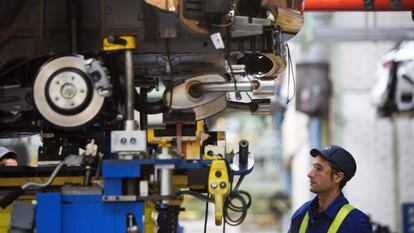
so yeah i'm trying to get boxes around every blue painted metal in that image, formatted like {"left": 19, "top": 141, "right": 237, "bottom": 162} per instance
{"left": 102, "top": 160, "right": 142, "bottom": 178}
{"left": 36, "top": 192, "right": 61, "bottom": 233}
{"left": 402, "top": 202, "right": 414, "bottom": 233}
{"left": 36, "top": 193, "right": 144, "bottom": 233}
{"left": 104, "top": 178, "right": 123, "bottom": 195}
{"left": 103, "top": 159, "right": 211, "bottom": 173}
{"left": 36, "top": 159, "right": 214, "bottom": 233}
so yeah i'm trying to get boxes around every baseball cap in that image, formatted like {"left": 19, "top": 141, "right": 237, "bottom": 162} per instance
{"left": 310, "top": 145, "right": 357, "bottom": 181}
{"left": 0, "top": 147, "right": 17, "bottom": 160}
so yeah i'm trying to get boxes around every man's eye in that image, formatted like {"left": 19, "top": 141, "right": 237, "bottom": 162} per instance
{"left": 313, "top": 165, "right": 323, "bottom": 172}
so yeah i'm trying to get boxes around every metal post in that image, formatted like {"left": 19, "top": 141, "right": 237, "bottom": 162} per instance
{"left": 124, "top": 50, "right": 136, "bottom": 130}
{"left": 192, "top": 81, "right": 258, "bottom": 93}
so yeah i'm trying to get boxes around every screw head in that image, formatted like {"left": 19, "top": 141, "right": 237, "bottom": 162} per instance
{"left": 130, "top": 138, "right": 136, "bottom": 144}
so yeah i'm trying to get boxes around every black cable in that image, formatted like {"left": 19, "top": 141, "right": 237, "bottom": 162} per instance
{"left": 223, "top": 28, "right": 241, "bottom": 100}
{"left": 165, "top": 38, "right": 174, "bottom": 110}
{"left": 285, "top": 43, "right": 296, "bottom": 104}
{"left": 204, "top": 194, "right": 209, "bottom": 233}
{"left": 233, "top": 174, "right": 245, "bottom": 191}
{"left": 223, "top": 190, "right": 251, "bottom": 226}
{"left": 223, "top": 171, "right": 251, "bottom": 226}
{"left": 211, "top": 0, "right": 238, "bottom": 28}
{"left": 211, "top": 17, "right": 235, "bottom": 28}
{"left": 243, "top": 76, "right": 253, "bottom": 100}
{"left": 0, "top": 55, "right": 49, "bottom": 79}
{"left": 177, "top": 190, "right": 213, "bottom": 203}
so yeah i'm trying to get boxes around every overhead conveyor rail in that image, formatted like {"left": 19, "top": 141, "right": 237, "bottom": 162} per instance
{"left": 304, "top": 0, "right": 414, "bottom": 11}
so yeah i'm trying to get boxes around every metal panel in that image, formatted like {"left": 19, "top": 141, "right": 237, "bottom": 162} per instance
{"left": 36, "top": 193, "right": 61, "bottom": 233}
{"left": 37, "top": 193, "right": 144, "bottom": 233}
{"left": 103, "top": 178, "right": 123, "bottom": 196}
{"left": 102, "top": 160, "right": 141, "bottom": 178}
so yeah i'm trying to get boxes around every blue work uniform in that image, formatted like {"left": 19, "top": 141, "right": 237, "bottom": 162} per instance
{"left": 288, "top": 193, "right": 373, "bottom": 233}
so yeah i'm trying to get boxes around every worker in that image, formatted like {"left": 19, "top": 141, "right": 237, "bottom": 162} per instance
{"left": 0, "top": 146, "right": 18, "bottom": 166}
{"left": 288, "top": 145, "right": 373, "bottom": 233}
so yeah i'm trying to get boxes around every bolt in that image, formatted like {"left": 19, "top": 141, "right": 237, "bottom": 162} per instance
{"left": 220, "top": 181, "right": 227, "bottom": 189}
{"left": 130, "top": 138, "right": 136, "bottom": 144}
{"left": 210, "top": 181, "right": 218, "bottom": 189}
{"left": 116, "top": 114, "right": 124, "bottom": 121}
{"left": 120, "top": 138, "right": 127, "bottom": 144}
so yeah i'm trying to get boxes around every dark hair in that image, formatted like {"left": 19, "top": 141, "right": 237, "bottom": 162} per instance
{"left": 329, "top": 162, "right": 347, "bottom": 189}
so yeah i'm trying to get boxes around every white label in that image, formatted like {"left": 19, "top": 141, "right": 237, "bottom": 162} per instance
{"left": 210, "top": 32, "right": 225, "bottom": 49}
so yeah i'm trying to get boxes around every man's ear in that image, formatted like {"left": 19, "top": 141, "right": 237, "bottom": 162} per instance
{"left": 334, "top": 172, "right": 345, "bottom": 184}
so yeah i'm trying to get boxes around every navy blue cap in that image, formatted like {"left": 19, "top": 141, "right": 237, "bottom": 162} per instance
{"left": 310, "top": 145, "right": 357, "bottom": 181}
{"left": 0, "top": 147, "right": 17, "bottom": 160}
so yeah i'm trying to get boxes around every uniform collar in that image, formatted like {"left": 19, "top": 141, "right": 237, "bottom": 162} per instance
{"left": 308, "top": 192, "right": 349, "bottom": 219}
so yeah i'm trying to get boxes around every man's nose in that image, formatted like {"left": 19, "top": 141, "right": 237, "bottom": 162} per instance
{"left": 308, "top": 169, "right": 315, "bottom": 178}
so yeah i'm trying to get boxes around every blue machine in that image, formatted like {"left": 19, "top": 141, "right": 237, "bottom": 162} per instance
{"left": 36, "top": 193, "right": 144, "bottom": 233}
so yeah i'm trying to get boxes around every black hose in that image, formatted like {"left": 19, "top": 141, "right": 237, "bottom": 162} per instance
{"left": 0, "top": 187, "right": 24, "bottom": 209}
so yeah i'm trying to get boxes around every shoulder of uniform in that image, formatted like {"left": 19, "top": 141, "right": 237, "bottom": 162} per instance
{"left": 343, "top": 207, "right": 373, "bottom": 231}
{"left": 291, "top": 200, "right": 313, "bottom": 220}
{"left": 348, "top": 207, "right": 370, "bottom": 220}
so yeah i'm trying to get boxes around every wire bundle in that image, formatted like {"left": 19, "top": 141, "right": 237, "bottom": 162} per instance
{"left": 223, "top": 175, "right": 251, "bottom": 226}
{"left": 223, "top": 189, "right": 251, "bottom": 226}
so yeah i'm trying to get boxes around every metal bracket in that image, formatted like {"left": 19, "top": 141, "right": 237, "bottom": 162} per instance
{"left": 111, "top": 130, "right": 147, "bottom": 153}
{"left": 363, "top": 0, "right": 375, "bottom": 10}
{"left": 9, "top": 201, "right": 35, "bottom": 230}
{"left": 102, "top": 195, "right": 176, "bottom": 202}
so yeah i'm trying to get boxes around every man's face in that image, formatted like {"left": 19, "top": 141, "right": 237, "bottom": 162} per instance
{"left": 307, "top": 156, "right": 339, "bottom": 194}
{"left": 0, "top": 158, "right": 18, "bottom": 166}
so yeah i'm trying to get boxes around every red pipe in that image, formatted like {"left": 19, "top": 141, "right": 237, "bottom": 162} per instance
{"left": 303, "top": 0, "right": 414, "bottom": 11}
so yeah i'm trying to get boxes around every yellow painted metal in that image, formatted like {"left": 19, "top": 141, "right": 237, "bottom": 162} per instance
{"left": 183, "top": 141, "right": 200, "bottom": 160}
{"left": 147, "top": 128, "right": 155, "bottom": 144}
{"left": 181, "top": 121, "right": 203, "bottom": 160}
{"left": 196, "top": 121, "right": 203, "bottom": 134}
{"left": 217, "top": 132, "right": 225, "bottom": 141}
{"left": 172, "top": 175, "right": 205, "bottom": 190}
{"left": 0, "top": 205, "right": 12, "bottom": 233}
{"left": 0, "top": 176, "right": 84, "bottom": 187}
{"left": 144, "top": 201, "right": 157, "bottom": 233}
{"left": 172, "top": 175, "right": 188, "bottom": 188}
{"left": 103, "top": 36, "right": 136, "bottom": 51}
